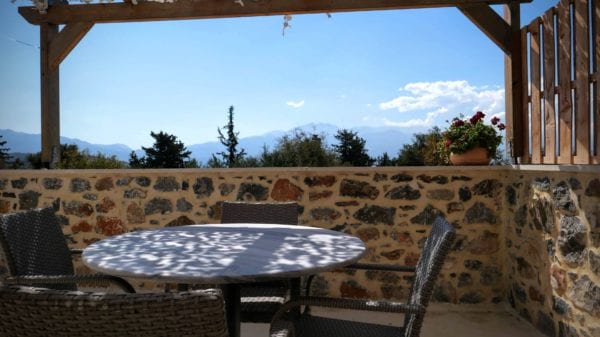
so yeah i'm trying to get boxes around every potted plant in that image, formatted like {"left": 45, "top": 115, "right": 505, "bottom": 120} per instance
{"left": 438, "top": 111, "right": 504, "bottom": 165}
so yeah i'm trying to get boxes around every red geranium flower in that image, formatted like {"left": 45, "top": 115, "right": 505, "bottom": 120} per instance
{"left": 469, "top": 111, "right": 485, "bottom": 124}
{"left": 497, "top": 123, "right": 506, "bottom": 130}
{"left": 452, "top": 119, "right": 465, "bottom": 127}
{"left": 491, "top": 116, "right": 500, "bottom": 125}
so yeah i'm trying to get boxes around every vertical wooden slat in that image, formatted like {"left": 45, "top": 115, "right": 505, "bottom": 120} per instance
{"left": 40, "top": 23, "right": 60, "bottom": 169}
{"left": 557, "top": 0, "right": 573, "bottom": 163}
{"left": 573, "top": 0, "right": 591, "bottom": 164}
{"left": 530, "top": 20, "right": 543, "bottom": 163}
{"left": 520, "top": 28, "right": 531, "bottom": 163}
{"left": 594, "top": 0, "right": 600, "bottom": 163}
{"left": 543, "top": 9, "right": 557, "bottom": 163}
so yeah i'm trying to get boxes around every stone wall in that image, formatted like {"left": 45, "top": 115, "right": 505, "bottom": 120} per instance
{"left": 504, "top": 167, "right": 600, "bottom": 337}
{"left": 0, "top": 166, "right": 598, "bottom": 336}
{"left": 0, "top": 167, "right": 506, "bottom": 301}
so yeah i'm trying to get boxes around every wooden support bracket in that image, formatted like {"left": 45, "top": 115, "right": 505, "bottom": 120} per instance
{"left": 49, "top": 22, "right": 94, "bottom": 71}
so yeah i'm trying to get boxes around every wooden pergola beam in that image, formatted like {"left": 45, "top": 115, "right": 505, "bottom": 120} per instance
{"left": 19, "top": 0, "right": 532, "bottom": 25}
{"left": 458, "top": 3, "right": 511, "bottom": 54}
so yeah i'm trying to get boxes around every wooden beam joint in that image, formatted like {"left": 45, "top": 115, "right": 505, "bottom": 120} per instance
{"left": 458, "top": 3, "right": 511, "bottom": 54}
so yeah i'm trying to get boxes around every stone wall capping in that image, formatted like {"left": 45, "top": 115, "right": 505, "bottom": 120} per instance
{"left": 511, "top": 165, "right": 600, "bottom": 174}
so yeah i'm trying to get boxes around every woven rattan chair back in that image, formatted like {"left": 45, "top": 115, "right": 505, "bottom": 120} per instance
{"left": 0, "top": 285, "right": 228, "bottom": 337}
{"left": 221, "top": 201, "right": 299, "bottom": 322}
{"left": 403, "top": 216, "right": 456, "bottom": 337}
{"left": 221, "top": 201, "right": 298, "bottom": 225}
{"left": 0, "top": 207, "right": 76, "bottom": 290}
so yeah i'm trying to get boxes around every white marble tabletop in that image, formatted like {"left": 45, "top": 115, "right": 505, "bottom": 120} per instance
{"left": 82, "top": 223, "right": 366, "bottom": 284}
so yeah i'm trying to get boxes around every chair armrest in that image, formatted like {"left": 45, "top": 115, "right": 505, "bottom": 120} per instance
{"left": 304, "top": 264, "right": 415, "bottom": 297}
{"left": 269, "top": 320, "right": 295, "bottom": 337}
{"left": 3, "top": 274, "right": 136, "bottom": 293}
{"left": 70, "top": 249, "right": 84, "bottom": 256}
{"left": 344, "top": 263, "right": 416, "bottom": 273}
{"left": 280, "top": 296, "right": 424, "bottom": 316}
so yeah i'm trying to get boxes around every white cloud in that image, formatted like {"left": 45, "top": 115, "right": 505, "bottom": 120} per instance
{"left": 286, "top": 100, "right": 305, "bottom": 108}
{"left": 378, "top": 80, "right": 505, "bottom": 128}
{"left": 383, "top": 107, "right": 448, "bottom": 127}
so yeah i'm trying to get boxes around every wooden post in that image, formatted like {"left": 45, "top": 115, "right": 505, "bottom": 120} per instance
{"left": 504, "top": 2, "right": 525, "bottom": 163}
{"left": 40, "top": 23, "right": 60, "bottom": 169}
{"left": 573, "top": 0, "right": 590, "bottom": 164}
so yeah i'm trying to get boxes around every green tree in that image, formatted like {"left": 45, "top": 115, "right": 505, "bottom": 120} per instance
{"left": 26, "top": 144, "right": 124, "bottom": 169}
{"left": 217, "top": 106, "right": 246, "bottom": 168}
{"left": 262, "top": 129, "right": 338, "bottom": 167}
{"left": 0, "top": 135, "right": 12, "bottom": 169}
{"left": 206, "top": 154, "right": 226, "bottom": 168}
{"left": 128, "top": 151, "right": 147, "bottom": 168}
{"left": 236, "top": 155, "right": 262, "bottom": 168}
{"left": 396, "top": 127, "right": 444, "bottom": 166}
{"left": 85, "top": 152, "right": 126, "bottom": 169}
{"left": 9, "top": 158, "right": 25, "bottom": 169}
{"left": 184, "top": 158, "right": 200, "bottom": 168}
{"left": 58, "top": 144, "right": 88, "bottom": 168}
{"left": 374, "top": 152, "right": 396, "bottom": 166}
{"left": 130, "top": 131, "right": 192, "bottom": 168}
{"left": 26, "top": 152, "right": 42, "bottom": 169}
{"left": 333, "top": 129, "right": 374, "bottom": 166}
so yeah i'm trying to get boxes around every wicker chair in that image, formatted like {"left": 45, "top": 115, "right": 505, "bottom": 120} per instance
{"left": 269, "top": 216, "right": 456, "bottom": 337}
{"left": 0, "top": 284, "right": 228, "bottom": 337}
{"left": 0, "top": 207, "right": 134, "bottom": 293}
{"left": 221, "top": 201, "right": 299, "bottom": 323}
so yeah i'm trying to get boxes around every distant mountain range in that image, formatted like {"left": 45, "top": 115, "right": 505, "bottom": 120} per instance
{"left": 0, "top": 124, "right": 415, "bottom": 164}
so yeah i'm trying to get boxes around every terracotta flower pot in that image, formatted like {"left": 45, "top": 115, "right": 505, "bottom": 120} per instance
{"left": 449, "top": 147, "right": 490, "bottom": 165}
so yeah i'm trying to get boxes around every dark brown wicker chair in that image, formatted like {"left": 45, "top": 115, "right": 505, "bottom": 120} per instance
{"left": 269, "top": 216, "right": 456, "bottom": 337}
{"left": 0, "top": 207, "right": 134, "bottom": 293}
{"left": 221, "top": 201, "right": 299, "bottom": 323}
{"left": 0, "top": 285, "right": 228, "bottom": 337}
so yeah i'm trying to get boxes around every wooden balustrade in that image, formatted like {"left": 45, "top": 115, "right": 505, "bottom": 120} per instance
{"left": 518, "top": 0, "right": 599, "bottom": 164}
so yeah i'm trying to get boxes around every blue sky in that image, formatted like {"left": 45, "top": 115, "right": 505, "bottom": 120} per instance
{"left": 1, "top": 0, "right": 553, "bottom": 149}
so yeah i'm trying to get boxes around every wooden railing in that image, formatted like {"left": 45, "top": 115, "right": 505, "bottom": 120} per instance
{"left": 519, "top": 0, "right": 599, "bottom": 164}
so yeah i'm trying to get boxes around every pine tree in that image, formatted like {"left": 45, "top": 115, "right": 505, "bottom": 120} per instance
{"left": 217, "top": 106, "right": 246, "bottom": 168}
{"left": 0, "top": 135, "right": 12, "bottom": 169}
{"left": 333, "top": 129, "right": 374, "bottom": 166}
{"left": 130, "top": 131, "right": 192, "bottom": 168}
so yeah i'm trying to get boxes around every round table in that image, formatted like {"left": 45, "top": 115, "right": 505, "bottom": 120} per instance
{"left": 82, "top": 224, "right": 366, "bottom": 337}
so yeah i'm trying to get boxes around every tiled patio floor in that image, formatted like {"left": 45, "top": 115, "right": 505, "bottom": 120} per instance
{"left": 242, "top": 303, "right": 546, "bottom": 337}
